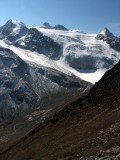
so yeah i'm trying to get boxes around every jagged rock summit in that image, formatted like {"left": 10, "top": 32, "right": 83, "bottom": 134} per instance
{"left": 98, "top": 27, "right": 114, "bottom": 38}
{"left": 96, "top": 27, "right": 120, "bottom": 51}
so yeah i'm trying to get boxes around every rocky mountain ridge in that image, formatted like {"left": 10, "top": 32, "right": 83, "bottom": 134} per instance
{"left": 96, "top": 27, "right": 120, "bottom": 51}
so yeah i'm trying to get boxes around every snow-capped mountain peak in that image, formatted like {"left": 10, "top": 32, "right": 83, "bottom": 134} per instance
{"left": 0, "top": 19, "right": 28, "bottom": 44}
{"left": 39, "top": 22, "right": 53, "bottom": 29}
{"left": 99, "top": 27, "right": 114, "bottom": 37}
{"left": 0, "top": 19, "right": 27, "bottom": 33}
{"left": 96, "top": 27, "right": 120, "bottom": 51}
{"left": 5, "top": 19, "right": 26, "bottom": 27}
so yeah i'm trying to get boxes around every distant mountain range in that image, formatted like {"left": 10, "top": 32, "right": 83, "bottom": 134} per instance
{"left": 0, "top": 19, "right": 120, "bottom": 121}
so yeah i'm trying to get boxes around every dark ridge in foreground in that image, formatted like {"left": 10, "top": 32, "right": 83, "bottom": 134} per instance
{"left": 0, "top": 61, "right": 120, "bottom": 159}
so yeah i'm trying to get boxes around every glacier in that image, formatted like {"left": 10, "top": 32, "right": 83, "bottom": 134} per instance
{"left": 0, "top": 20, "right": 120, "bottom": 121}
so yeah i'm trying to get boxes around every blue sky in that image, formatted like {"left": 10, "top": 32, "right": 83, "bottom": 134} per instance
{"left": 0, "top": 0, "right": 120, "bottom": 35}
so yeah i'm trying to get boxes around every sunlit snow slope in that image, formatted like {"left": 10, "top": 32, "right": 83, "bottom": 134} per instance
{"left": 2, "top": 21, "right": 119, "bottom": 84}
{"left": 34, "top": 27, "right": 120, "bottom": 83}
{"left": 1, "top": 20, "right": 119, "bottom": 84}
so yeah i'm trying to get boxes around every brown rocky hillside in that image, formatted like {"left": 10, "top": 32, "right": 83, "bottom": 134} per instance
{"left": 0, "top": 61, "right": 120, "bottom": 160}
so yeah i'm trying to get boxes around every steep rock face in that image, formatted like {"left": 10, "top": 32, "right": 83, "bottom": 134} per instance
{"left": 65, "top": 42, "right": 116, "bottom": 72}
{"left": 0, "top": 20, "right": 28, "bottom": 44}
{"left": 96, "top": 28, "right": 120, "bottom": 51}
{"left": 15, "top": 28, "right": 62, "bottom": 59}
{"left": 66, "top": 54, "right": 115, "bottom": 71}
{"left": 0, "top": 47, "right": 38, "bottom": 121}
{"left": 0, "top": 47, "right": 91, "bottom": 122}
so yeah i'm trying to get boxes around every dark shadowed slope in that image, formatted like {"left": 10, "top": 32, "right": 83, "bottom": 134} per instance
{"left": 0, "top": 61, "right": 120, "bottom": 160}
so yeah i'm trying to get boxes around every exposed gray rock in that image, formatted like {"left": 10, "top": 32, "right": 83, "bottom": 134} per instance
{"left": 96, "top": 28, "right": 120, "bottom": 51}
{"left": 0, "top": 19, "right": 28, "bottom": 44}
{"left": 14, "top": 28, "right": 62, "bottom": 59}
{"left": 0, "top": 47, "right": 91, "bottom": 122}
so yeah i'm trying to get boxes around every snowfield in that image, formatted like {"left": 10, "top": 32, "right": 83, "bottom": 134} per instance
{"left": 0, "top": 39, "right": 111, "bottom": 84}
{"left": 1, "top": 25, "right": 119, "bottom": 83}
